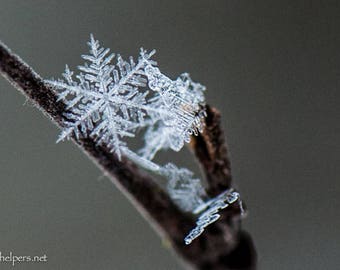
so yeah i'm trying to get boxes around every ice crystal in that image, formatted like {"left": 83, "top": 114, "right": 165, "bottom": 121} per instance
{"left": 160, "top": 163, "right": 206, "bottom": 211}
{"left": 184, "top": 189, "right": 241, "bottom": 245}
{"left": 47, "top": 36, "right": 156, "bottom": 158}
{"left": 48, "top": 35, "right": 240, "bottom": 244}
{"left": 142, "top": 65, "right": 206, "bottom": 154}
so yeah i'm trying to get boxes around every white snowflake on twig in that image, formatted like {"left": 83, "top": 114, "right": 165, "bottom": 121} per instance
{"left": 47, "top": 35, "right": 242, "bottom": 245}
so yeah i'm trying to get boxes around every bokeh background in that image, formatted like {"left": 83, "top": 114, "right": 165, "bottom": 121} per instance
{"left": 0, "top": 1, "right": 339, "bottom": 269}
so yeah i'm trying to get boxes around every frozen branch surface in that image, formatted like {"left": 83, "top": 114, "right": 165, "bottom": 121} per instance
{"left": 0, "top": 41, "right": 256, "bottom": 270}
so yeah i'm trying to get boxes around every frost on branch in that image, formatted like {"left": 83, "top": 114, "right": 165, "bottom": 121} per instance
{"left": 184, "top": 189, "right": 241, "bottom": 245}
{"left": 160, "top": 163, "right": 206, "bottom": 212}
{"left": 47, "top": 35, "right": 240, "bottom": 244}
{"left": 141, "top": 65, "right": 206, "bottom": 155}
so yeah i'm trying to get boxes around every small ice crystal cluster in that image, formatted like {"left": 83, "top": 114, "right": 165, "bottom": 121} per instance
{"left": 184, "top": 189, "right": 241, "bottom": 245}
{"left": 47, "top": 35, "right": 240, "bottom": 244}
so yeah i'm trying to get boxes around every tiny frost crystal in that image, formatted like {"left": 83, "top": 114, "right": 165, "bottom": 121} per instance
{"left": 47, "top": 35, "right": 241, "bottom": 244}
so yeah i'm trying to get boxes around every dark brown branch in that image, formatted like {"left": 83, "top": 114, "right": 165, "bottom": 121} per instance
{"left": 0, "top": 41, "right": 256, "bottom": 270}
{"left": 190, "top": 105, "right": 233, "bottom": 197}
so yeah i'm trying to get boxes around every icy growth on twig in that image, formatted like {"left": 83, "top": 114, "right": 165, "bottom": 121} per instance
{"left": 47, "top": 35, "right": 206, "bottom": 160}
{"left": 160, "top": 163, "right": 206, "bottom": 211}
{"left": 142, "top": 65, "right": 206, "bottom": 154}
{"left": 47, "top": 35, "right": 207, "bottom": 210}
{"left": 184, "top": 189, "right": 241, "bottom": 245}
{"left": 47, "top": 35, "right": 239, "bottom": 244}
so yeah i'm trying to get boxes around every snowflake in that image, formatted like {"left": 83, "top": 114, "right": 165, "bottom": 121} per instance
{"left": 47, "top": 35, "right": 241, "bottom": 245}
{"left": 47, "top": 35, "right": 157, "bottom": 158}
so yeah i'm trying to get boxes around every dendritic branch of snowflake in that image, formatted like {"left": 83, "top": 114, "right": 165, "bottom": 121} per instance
{"left": 47, "top": 35, "right": 243, "bottom": 244}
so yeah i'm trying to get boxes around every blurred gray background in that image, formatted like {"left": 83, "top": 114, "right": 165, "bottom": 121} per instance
{"left": 0, "top": 1, "right": 339, "bottom": 269}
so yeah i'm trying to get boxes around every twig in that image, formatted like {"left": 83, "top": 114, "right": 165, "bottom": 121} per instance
{"left": 0, "top": 41, "right": 256, "bottom": 270}
{"left": 190, "top": 105, "right": 233, "bottom": 196}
